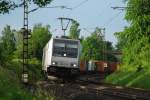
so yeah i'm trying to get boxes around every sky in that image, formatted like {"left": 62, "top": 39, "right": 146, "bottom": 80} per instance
{"left": 0, "top": 0, "right": 129, "bottom": 45}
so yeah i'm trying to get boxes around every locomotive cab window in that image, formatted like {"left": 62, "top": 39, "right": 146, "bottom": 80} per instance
{"left": 66, "top": 44, "right": 78, "bottom": 58}
{"left": 53, "top": 39, "right": 78, "bottom": 58}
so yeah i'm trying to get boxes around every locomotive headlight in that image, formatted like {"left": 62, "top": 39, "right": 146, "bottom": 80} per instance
{"left": 73, "top": 64, "right": 77, "bottom": 67}
{"left": 71, "top": 64, "right": 77, "bottom": 67}
{"left": 52, "top": 62, "right": 56, "bottom": 65}
{"left": 71, "top": 63, "right": 77, "bottom": 67}
{"left": 64, "top": 53, "right": 66, "bottom": 57}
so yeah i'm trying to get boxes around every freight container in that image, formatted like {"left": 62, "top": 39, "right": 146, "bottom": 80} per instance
{"left": 95, "top": 61, "right": 105, "bottom": 72}
{"left": 79, "top": 60, "right": 87, "bottom": 72}
{"left": 108, "top": 62, "right": 118, "bottom": 72}
{"left": 79, "top": 60, "right": 118, "bottom": 73}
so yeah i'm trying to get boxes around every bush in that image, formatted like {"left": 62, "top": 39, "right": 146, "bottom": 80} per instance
{"left": 0, "top": 67, "right": 33, "bottom": 100}
{"left": 106, "top": 70, "right": 150, "bottom": 90}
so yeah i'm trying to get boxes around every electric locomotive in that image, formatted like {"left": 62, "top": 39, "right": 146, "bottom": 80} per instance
{"left": 42, "top": 36, "right": 81, "bottom": 77}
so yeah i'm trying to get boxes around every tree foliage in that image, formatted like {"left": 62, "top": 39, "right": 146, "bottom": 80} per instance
{"left": 30, "top": 24, "right": 51, "bottom": 60}
{"left": 13, "top": 30, "right": 23, "bottom": 59}
{"left": 14, "top": 24, "right": 51, "bottom": 60}
{"left": 115, "top": 0, "right": 150, "bottom": 70}
{"left": 33, "top": 0, "right": 53, "bottom": 7}
{"left": 0, "top": 0, "right": 53, "bottom": 14}
{"left": 82, "top": 27, "right": 117, "bottom": 62}
{"left": 0, "top": 0, "right": 14, "bottom": 14}
{"left": 0, "top": 42, "right": 4, "bottom": 65}
{"left": 0, "top": 25, "right": 16, "bottom": 65}
{"left": 69, "top": 20, "right": 80, "bottom": 39}
{"left": 82, "top": 29, "right": 103, "bottom": 61}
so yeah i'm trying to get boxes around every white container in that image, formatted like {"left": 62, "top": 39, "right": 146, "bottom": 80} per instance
{"left": 88, "top": 60, "right": 96, "bottom": 71}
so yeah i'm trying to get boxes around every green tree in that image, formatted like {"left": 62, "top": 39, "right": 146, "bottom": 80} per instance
{"left": 105, "top": 41, "right": 118, "bottom": 62}
{"left": 82, "top": 27, "right": 117, "bottom": 62}
{"left": 13, "top": 30, "right": 23, "bottom": 59}
{"left": 14, "top": 24, "right": 52, "bottom": 60}
{"left": 0, "top": 25, "right": 16, "bottom": 65}
{"left": 69, "top": 20, "right": 80, "bottom": 39}
{"left": 82, "top": 28, "right": 102, "bottom": 61}
{"left": 114, "top": 31, "right": 127, "bottom": 51}
{"left": 0, "top": 0, "right": 53, "bottom": 14}
{"left": 0, "top": 42, "right": 4, "bottom": 66}
{"left": 31, "top": 24, "right": 52, "bottom": 60}
{"left": 115, "top": 0, "right": 150, "bottom": 70}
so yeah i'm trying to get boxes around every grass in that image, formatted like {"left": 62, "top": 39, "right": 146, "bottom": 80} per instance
{"left": 105, "top": 70, "right": 150, "bottom": 90}
{"left": 0, "top": 67, "right": 33, "bottom": 100}
{"left": 34, "top": 88, "right": 54, "bottom": 100}
{"left": 0, "top": 59, "right": 54, "bottom": 100}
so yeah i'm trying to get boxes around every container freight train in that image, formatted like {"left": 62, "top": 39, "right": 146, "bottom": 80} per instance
{"left": 42, "top": 36, "right": 81, "bottom": 77}
{"left": 80, "top": 60, "right": 118, "bottom": 74}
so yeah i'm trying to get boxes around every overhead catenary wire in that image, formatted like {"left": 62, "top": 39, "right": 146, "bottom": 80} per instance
{"left": 28, "top": 5, "right": 72, "bottom": 13}
{"left": 8, "top": 2, "right": 24, "bottom": 10}
{"left": 111, "top": 6, "right": 127, "bottom": 11}
{"left": 104, "top": 2, "right": 128, "bottom": 27}
{"left": 103, "top": 11, "right": 122, "bottom": 27}
{"left": 72, "top": 0, "right": 89, "bottom": 10}
{"left": 97, "top": 1, "right": 113, "bottom": 17}
{"left": 83, "top": 28, "right": 92, "bottom": 34}
{"left": 66, "top": 0, "right": 89, "bottom": 17}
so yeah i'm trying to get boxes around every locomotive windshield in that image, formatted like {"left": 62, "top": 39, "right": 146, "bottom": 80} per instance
{"left": 53, "top": 39, "right": 78, "bottom": 58}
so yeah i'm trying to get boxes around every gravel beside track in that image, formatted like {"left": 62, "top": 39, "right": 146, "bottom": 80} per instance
{"left": 36, "top": 74, "right": 150, "bottom": 100}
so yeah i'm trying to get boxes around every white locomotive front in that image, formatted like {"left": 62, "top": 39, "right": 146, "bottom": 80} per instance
{"left": 42, "top": 36, "right": 81, "bottom": 77}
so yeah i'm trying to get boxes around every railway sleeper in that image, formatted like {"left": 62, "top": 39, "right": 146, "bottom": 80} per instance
{"left": 100, "top": 90, "right": 150, "bottom": 100}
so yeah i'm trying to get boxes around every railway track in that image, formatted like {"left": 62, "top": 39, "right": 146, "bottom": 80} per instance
{"left": 36, "top": 74, "right": 150, "bottom": 100}
{"left": 98, "top": 88, "right": 150, "bottom": 100}
{"left": 72, "top": 80, "right": 150, "bottom": 100}
{"left": 77, "top": 82, "right": 150, "bottom": 100}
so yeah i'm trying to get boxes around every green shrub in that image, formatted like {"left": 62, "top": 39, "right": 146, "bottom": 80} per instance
{"left": 0, "top": 67, "right": 33, "bottom": 100}
{"left": 106, "top": 70, "right": 150, "bottom": 90}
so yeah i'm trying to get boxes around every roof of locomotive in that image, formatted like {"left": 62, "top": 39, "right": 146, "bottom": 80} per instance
{"left": 43, "top": 36, "right": 80, "bottom": 50}
{"left": 52, "top": 36, "right": 80, "bottom": 42}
